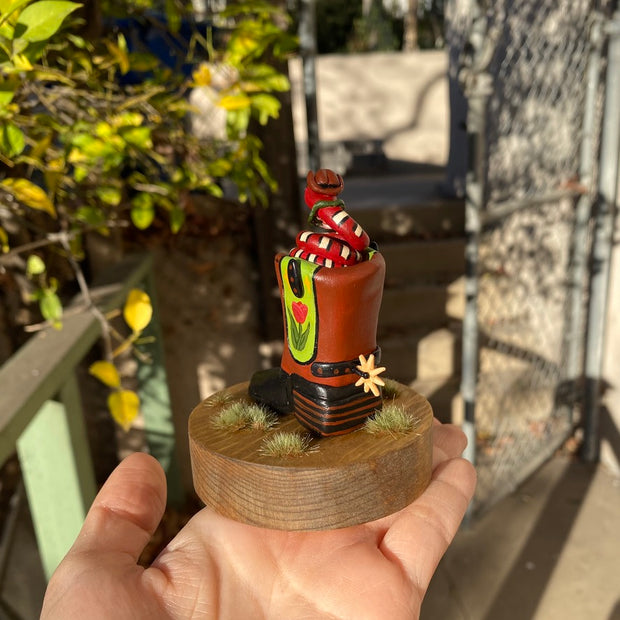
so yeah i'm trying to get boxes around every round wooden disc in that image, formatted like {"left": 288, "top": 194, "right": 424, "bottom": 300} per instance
{"left": 189, "top": 381, "right": 433, "bottom": 530}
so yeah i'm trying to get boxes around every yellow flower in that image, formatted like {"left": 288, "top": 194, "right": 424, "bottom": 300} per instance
{"left": 355, "top": 354, "right": 386, "bottom": 397}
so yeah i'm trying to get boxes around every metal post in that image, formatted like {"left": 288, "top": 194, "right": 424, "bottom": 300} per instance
{"left": 564, "top": 15, "right": 604, "bottom": 412}
{"left": 459, "top": 5, "right": 493, "bottom": 468}
{"left": 460, "top": 84, "right": 487, "bottom": 467}
{"left": 583, "top": 11, "right": 620, "bottom": 463}
{"left": 299, "top": 0, "right": 320, "bottom": 172}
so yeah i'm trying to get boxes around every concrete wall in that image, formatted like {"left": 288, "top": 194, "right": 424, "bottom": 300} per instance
{"left": 288, "top": 50, "right": 450, "bottom": 172}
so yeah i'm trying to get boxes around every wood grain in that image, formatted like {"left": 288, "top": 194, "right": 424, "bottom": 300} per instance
{"left": 189, "top": 381, "right": 433, "bottom": 530}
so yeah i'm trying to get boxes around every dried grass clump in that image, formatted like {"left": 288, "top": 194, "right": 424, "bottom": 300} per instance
{"left": 260, "top": 431, "right": 314, "bottom": 458}
{"left": 208, "top": 391, "right": 236, "bottom": 409}
{"left": 364, "top": 403, "right": 416, "bottom": 437}
{"left": 212, "top": 402, "right": 278, "bottom": 432}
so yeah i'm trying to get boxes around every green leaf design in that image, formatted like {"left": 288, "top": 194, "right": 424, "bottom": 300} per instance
{"left": 298, "top": 322, "right": 311, "bottom": 350}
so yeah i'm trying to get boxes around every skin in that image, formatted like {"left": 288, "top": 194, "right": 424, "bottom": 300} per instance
{"left": 41, "top": 420, "right": 476, "bottom": 619}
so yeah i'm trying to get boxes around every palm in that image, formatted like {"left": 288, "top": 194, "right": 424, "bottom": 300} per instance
{"left": 42, "top": 423, "right": 475, "bottom": 619}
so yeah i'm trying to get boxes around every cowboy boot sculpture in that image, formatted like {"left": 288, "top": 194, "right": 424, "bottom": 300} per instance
{"left": 250, "top": 169, "right": 386, "bottom": 436}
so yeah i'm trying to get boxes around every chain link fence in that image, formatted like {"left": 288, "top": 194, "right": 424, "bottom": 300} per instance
{"left": 459, "top": 0, "right": 615, "bottom": 513}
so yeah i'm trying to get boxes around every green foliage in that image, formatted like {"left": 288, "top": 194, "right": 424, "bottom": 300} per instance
{"left": 0, "top": 0, "right": 295, "bottom": 322}
{"left": 0, "top": 0, "right": 296, "bottom": 428}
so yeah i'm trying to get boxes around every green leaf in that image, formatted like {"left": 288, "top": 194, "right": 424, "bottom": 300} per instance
{"left": 39, "top": 288, "right": 62, "bottom": 323}
{"left": 0, "top": 0, "right": 32, "bottom": 27}
{"left": 0, "top": 122, "right": 25, "bottom": 157}
{"left": 226, "top": 107, "right": 251, "bottom": 137}
{"left": 127, "top": 52, "right": 158, "bottom": 72}
{"left": 169, "top": 207, "right": 185, "bottom": 234}
{"left": 241, "top": 64, "right": 290, "bottom": 92}
{"left": 121, "top": 126, "right": 152, "bottom": 149}
{"left": 73, "top": 165, "right": 88, "bottom": 182}
{"left": 1, "top": 177, "right": 56, "bottom": 216}
{"left": 95, "top": 185, "right": 121, "bottom": 206}
{"left": 251, "top": 93, "right": 280, "bottom": 125}
{"left": 26, "top": 254, "right": 45, "bottom": 276}
{"left": 164, "top": 0, "right": 180, "bottom": 34}
{"left": 75, "top": 205, "right": 106, "bottom": 227}
{"left": 0, "top": 78, "right": 16, "bottom": 108}
{"left": 15, "top": 1, "right": 80, "bottom": 43}
{"left": 130, "top": 192, "right": 154, "bottom": 230}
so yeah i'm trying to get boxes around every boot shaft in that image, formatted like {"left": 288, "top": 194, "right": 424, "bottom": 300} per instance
{"left": 277, "top": 252, "right": 385, "bottom": 388}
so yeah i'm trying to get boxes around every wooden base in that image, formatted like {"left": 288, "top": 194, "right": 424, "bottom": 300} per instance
{"left": 189, "top": 381, "right": 433, "bottom": 530}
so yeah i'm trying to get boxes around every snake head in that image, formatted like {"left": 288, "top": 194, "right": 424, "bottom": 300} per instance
{"left": 306, "top": 169, "right": 344, "bottom": 196}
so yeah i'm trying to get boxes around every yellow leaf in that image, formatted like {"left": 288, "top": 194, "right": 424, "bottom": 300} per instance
{"left": 192, "top": 63, "right": 212, "bottom": 86}
{"left": 89, "top": 360, "right": 121, "bottom": 388}
{"left": 123, "top": 288, "right": 152, "bottom": 333}
{"left": 107, "top": 389, "right": 140, "bottom": 431}
{"left": 13, "top": 53, "right": 33, "bottom": 71}
{"left": 0, "top": 226, "right": 9, "bottom": 253}
{"left": 1, "top": 178, "right": 56, "bottom": 216}
{"left": 218, "top": 93, "right": 251, "bottom": 111}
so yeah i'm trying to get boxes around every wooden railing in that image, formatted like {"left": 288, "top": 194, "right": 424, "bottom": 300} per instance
{"left": 0, "top": 253, "right": 180, "bottom": 580}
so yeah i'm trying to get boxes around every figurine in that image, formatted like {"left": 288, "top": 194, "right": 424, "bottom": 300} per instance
{"left": 189, "top": 168, "right": 434, "bottom": 530}
{"left": 249, "top": 169, "right": 386, "bottom": 436}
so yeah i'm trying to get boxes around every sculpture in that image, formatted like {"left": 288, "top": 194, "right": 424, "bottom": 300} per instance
{"left": 188, "top": 169, "right": 434, "bottom": 530}
{"left": 249, "top": 169, "right": 386, "bottom": 436}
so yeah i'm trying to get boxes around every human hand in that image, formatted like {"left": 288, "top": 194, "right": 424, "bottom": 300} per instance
{"left": 41, "top": 420, "right": 475, "bottom": 619}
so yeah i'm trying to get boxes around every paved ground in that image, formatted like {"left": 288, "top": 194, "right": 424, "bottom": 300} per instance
{"left": 424, "top": 454, "right": 620, "bottom": 620}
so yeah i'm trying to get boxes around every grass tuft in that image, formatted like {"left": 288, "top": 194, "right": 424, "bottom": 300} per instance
{"left": 381, "top": 379, "right": 399, "bottom": 400}
{"left": 260, "top": 431, "right": 314, "bottom": 458}
{"left": 208, "top": 391, "right": 236, "bottom": 408}
{"left": 212, "top": 402, "right": 278, "bottom": 432}
{"left": 364, "top": 403, "right": 417, "bottom": 437}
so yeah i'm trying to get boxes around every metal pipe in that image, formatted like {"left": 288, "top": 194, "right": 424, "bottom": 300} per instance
{"left": 564, "top": 14, "right": 604, "bottom": 415}
{"left": 299, "top": 0, "right": 320, "bottom": 172}
{"left": 582, "top": 10, "right": 620, "bottom": 462}
{"left": 461, "top": 84, "right": 487, "bottom": 467}
{"left": 459, "top": 3, "right": 494, "bottom": 469}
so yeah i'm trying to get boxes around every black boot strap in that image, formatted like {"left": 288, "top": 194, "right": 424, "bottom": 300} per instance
{"left": 310, "top": 347, "right": 381, "bottom": 378}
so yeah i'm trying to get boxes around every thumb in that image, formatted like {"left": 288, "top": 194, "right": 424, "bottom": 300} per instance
{"left": 71, "top": 452, "right": 167, "bottom": 563}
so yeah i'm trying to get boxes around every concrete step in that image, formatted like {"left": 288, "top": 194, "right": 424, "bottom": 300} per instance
{"left": 342, "top": 175, "right": 465, "bottom": 241}
{"left": 354, "top": 201, "right": 465, "bottom": 243}
{"left": 381, "top": 238, "right": 465, "bottom": 285}
{"left": 380, "top": 326, "right": 462, "bottom": 384}
{"left": 380, "top": 277, "right": 465, "bottom": 329}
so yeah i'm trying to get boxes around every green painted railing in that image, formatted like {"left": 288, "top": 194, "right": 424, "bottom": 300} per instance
{"left": 0, "top": 253, "right": 180, "bottom": 579}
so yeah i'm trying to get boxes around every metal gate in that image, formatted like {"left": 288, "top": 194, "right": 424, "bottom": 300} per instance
{"left": 457, "top": 0, "right": 619, "bottom": 513}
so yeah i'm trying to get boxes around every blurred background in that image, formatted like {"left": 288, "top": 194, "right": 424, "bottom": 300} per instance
{"left": 1, "top": 0, "right": 619, "bottom": 617}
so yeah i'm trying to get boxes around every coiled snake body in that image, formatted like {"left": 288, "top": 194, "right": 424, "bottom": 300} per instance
{"left": 290, "top": 170, "right": 370, "bottom": 268}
